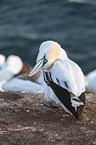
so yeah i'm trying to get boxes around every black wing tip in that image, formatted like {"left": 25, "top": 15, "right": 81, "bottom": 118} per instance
{"left": 77, "top": 92, "right": 85, "bottom": 118}
{"left": 73, "top": 104, "right": 85, "bottom": 120}
{"left": 73, "top": 113, "right": 79, "bottom": 120}
{"left": 75, "top": 115, "right": 79, "bottom": 120}
{"left": 72, "top": 111, "right": 79, "bottom": 120}
{"left": 70, "top": 92, "right": 86, "bottom": 120}
{"left": 44, "top": 72, "right": 85, "bottom": 120}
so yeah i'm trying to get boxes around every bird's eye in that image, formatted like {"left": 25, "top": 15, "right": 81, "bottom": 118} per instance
{"left": 43, "top": 56, "right": 48, "bottom": 66}
{"left": 44, "top": 58, "right": 48, "bottom": 64}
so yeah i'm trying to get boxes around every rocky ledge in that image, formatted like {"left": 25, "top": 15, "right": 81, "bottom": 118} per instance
{"left": 0, "top": 91, "right": 96, "bottom": 145}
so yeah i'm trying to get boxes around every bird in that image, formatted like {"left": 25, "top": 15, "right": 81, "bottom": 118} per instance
{"left": 3, "top": 78, "right": 43, "bottom": 93}
{"left": 29, "top": 40, "right": 85, "bottom": 119}
{"left": 85, "top": 69, "right": 96, "bottom": 94}
{"left": 0, "top": 54, "right": 5, "bottom": 68}
{"left": 0, "top": 55, "right": 23, "bottom": 91}
{"left": 1, "top": 55, "right": 23, "bottom": 75}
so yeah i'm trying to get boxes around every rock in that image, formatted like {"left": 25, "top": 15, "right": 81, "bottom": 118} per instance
{"left": 0, "top": 91, "right": 95, "bottom": 145}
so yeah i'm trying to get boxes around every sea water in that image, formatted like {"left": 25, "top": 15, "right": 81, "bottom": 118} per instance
{"left": 0, "top": 0, "right": 96, "bottom": 74}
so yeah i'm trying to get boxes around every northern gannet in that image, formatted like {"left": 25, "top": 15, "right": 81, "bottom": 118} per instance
{"left": 1, "top": 55, "right": 23, "bottom": 75}
{"left": 3, "top": 78, "right": 43, "bottom": 93}
{"left": 29, "top": 40, "right": 85, "bottom": 119}
{"left": 0, "top": 55, "right": 23, "bottom": 91}
{"left": 0, "top": 54, "right": 5, "bottom": 68}
{"left": 85, "top": 69, "right": 96, "bottom": 94}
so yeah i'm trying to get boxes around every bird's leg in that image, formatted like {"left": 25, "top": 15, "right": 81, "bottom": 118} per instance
{"left": 41, "top": 101, "right": 59, "bottom": 108}
{"left": 75, "top": 106, "right": 77, "bottom": 112}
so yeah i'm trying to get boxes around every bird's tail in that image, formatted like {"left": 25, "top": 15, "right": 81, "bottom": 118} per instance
{"left": 77, "top": 92, "right": 85, "bottom": 118}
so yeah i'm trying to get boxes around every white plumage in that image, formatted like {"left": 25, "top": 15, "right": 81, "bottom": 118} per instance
{"left": 2, "top": 78, "right": 43, "bottom": 93}
{"left": 0, "top": 54, "right": 5, "bottom": 68}
{"left": 0, "top": 55, "right": 23, "bottom": 91}
{"left": 85, "top": 69, "right": 96, "bottom": 94}
{"left": 1, "top": 55, "right": 23, "bottom": 75}
{"left": 29, "top": 40, "right": 85, "bottom": 119}
{"left": 43, "top": 59, "right": 85, "bottom": 106}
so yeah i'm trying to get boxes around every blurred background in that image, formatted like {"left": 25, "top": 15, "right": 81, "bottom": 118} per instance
{"left": 0, "top": 0, "right": 96, "bottom": 74}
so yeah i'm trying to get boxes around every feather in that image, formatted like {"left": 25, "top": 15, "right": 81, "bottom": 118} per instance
{"left": 43, "top": 70, "right": 85, "bottom": 119}
{"left": 29, "top": 40, "right": 85, "bottom": 119}
{"left": 44, "top": 72, "right": 79, "bottom": 119}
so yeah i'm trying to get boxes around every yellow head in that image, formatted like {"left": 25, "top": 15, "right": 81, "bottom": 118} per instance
{"left": 29, "top": 40, "right": 66, "bottom": 76}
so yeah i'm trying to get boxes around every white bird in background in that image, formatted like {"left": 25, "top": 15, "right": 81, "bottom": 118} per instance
{"left": 86, "top": 69, "right": 96, "bottom": 94}
{"left": 0, "top": 55, "right": 23, "bottom": 91}
{"left": 29, "top": 40, "right": 85, "bottom": 119}
{"left": 0, "top": 54, "right": 5, "bottom": 68}
{"left": 0, "top": 55, "right": 23, "bottom": 82}
{"left": 3, "top": 78, "right": 43, "bottom": 94}
{"left": 1, "top": 55, "right": 23, "bottom": 75}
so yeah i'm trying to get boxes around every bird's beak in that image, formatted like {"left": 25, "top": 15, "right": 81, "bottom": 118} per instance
{"left": 28, "top": 59, "right": 43, "bottom": 77}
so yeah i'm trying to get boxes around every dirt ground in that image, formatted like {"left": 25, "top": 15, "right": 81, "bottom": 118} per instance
{"left": 0, "top": 91, "right": 96, "bottom": 145}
